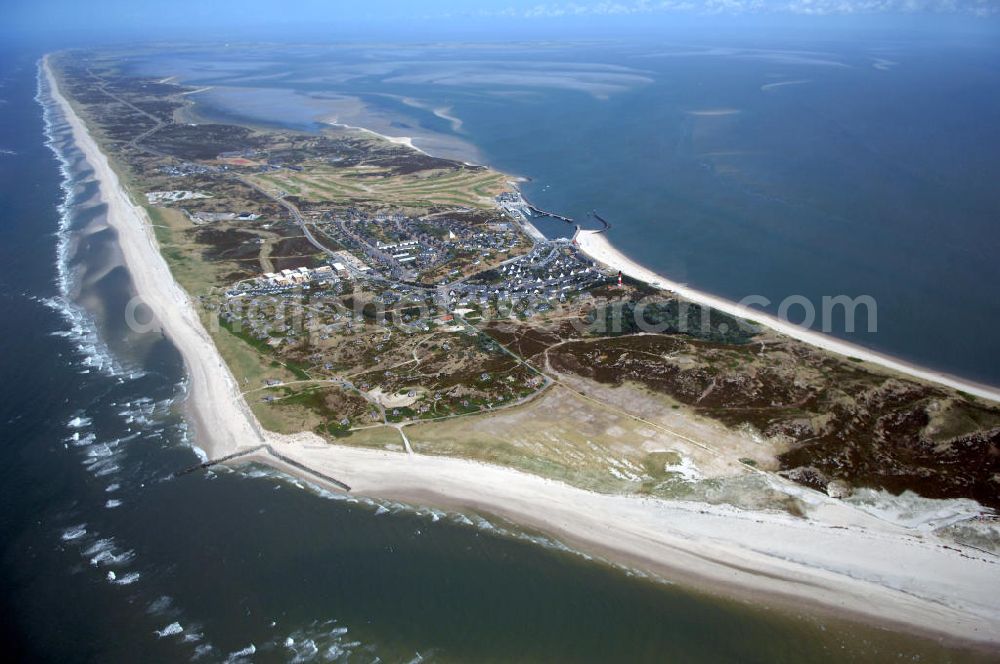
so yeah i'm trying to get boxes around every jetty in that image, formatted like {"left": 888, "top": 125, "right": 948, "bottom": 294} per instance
{"left": 173, "top": 444, "right": 352, "bottom": 492}
{"left": 527, "top": 203, "right": 573, "bottom": 223}
{"left": 591, "top": 210, "right": 611, "bottom": 232}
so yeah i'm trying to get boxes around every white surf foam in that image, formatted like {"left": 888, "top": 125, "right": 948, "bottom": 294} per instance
{"left": 155, "top": 622, "right": 184, "bottom": 638}
{"left": 69, "top": 432, "right": 96, "bottom": 447}
{"left": 37, "top": 68, "right": 135, "bottom": 380}
{"left": 223, "top": 644, "right": 256, "bottom": 663}
{"left": 87, "top": 541, "right": 135, "bottom": 567}
{"left": 67, "top": 415, "right": 91, "bottom": 429}
{"left": 108, "top": 570, "right": 140, "bottom": 585}
{"left": 61, "top": 524, "right": 87, "bottom": 541}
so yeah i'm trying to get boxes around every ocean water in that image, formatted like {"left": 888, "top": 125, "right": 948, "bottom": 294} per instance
{"left": 122, "top": 37, "right": 1000, "bottom": 386}
{"left": 0, "top": 44, "right": 993, "bottom": 662}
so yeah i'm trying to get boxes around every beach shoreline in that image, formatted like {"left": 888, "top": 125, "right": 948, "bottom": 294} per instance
{"left": 329, "top": 101, "right": 1000, "bottom": 405}
{"left": 575, "top": 229, "right": 1000, "bottom": 404}
{"left": 43, "top": 56, "right": 265, "bottom": 461}
{"left": 251, "top": 436, "right": 1000, "bottom": 651}
{"left": 44, "top": 55, "right": 1000, "bottom": 651}
{"left": 324, "top": 120, "right": 429, "bottom": 155}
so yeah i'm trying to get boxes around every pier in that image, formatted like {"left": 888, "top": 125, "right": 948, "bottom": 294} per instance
{"left": 526, "top": 203, "right": 574, "bottom": 223}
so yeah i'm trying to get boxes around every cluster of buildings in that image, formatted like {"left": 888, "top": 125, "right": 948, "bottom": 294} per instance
{"left": 376, "top": 239, "right": 420, "bottom": 264}
{"left": 332, "top": 250, "right": 371, "bottom": 274}
{"left": 447, "top": 242, "right": 605, "bottom": 310}
{"left": 216, "top": 190, "right": 610, "bottom": 349}
{"left": 157, "top": 162, "right": 227, "bottom": 177}
{"left": 495, "top": 191, "right": 531, "bottom": 220}
{"left": 258, "top": 266, "right": 334, "bottom": 288}
{"left": 454, "top": 229, "right": 520, "bottom": 259}
{"left": 311, "top": 208, "right": 525, "bottom": 282}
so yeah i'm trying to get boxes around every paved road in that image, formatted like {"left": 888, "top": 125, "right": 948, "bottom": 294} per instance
{"left": 85, "top": 68, "right": 170, "bottom": 157}
{"left": 237, "top": 177, "right": 340, "bottom": 261}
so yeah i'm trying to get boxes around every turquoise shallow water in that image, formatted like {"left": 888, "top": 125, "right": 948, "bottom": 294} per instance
{"left": 0, "top": 45, "right": 993, "bottom": 661}
{"left": 126, "top": 38, "right": 1000, "bottom": 387}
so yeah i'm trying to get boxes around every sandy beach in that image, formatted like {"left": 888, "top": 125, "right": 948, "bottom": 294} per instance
{"left": 256, "top": 437, "right": 1000, "bottom": 647}
{"left": 45, "top": 56, "right": 1000, "bottom": 650}
{"left": 324, "top": 120, "right": 428, "bottom": 155}
{"left": 575, "top": 229, "right": 1000, "bottom": 404}
{"left": 44, "top": 57, "right": 265, "bottom": 459}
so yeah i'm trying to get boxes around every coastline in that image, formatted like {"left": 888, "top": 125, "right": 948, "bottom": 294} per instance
{"left": 575, "top": 229, "right": 1000, "bottom": 404}
{"left": 324, "top": 120, "right": 429, "bottom": 156}
{"left": 336, "top": 102, "right": 1000, "bottom": 404}
{"left": 260, "top": 437, "right": 1000, "bottom": 650}
{"left": 43, "top": 55, "right": 1000, "bottom": 650}
{"left": 43, "top": 56, "right": 265, "bottom": 460}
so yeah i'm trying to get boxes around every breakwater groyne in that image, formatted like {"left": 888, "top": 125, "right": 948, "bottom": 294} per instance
{"left": 174, "top": 444, "right": 353, "bottom": 492}
{"left": 591, "top": 210, "right": 611, "bottom": 232}
{"left": 527, "top": 203, "right": 573, "bottom": 223}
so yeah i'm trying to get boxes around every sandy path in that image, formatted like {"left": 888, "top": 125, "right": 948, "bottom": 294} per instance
{"left": 575, "top": 229, "right": 1000, "bottom": 403}
{"left": 45, "top": 56, "right": 1000, "bottom": 650}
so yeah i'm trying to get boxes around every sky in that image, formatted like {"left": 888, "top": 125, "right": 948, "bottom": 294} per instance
{"left": 5, "top": 0, "right": 999, "bottom": 45}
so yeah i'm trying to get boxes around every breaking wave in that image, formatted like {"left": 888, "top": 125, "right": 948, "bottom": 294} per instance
{"left": 36, "top": 66, "right": 133, "bottom": 380}
{"left": 155, "top": 622, "right": 184, "bottom": 638}
{"left": 279, "top": 619, "right": 376, "bottom": 663}
{"left": 35, "top": 60, "right": 223, "bottom": 662}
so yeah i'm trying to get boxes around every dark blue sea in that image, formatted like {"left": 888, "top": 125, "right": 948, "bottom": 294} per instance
{"left": 0, "top": 42, "right": 993, "bottom": 662}
{"left": 124, "top": 36, "right": 1000, "bottom": 386}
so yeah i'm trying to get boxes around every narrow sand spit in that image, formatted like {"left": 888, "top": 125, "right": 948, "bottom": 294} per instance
{"left": 325, "top": 119, "right": 427, "bottom": 155}
{"left": 575, "top": 229, "right": 1000, "bottom": 403}
{"left": 45, "top": 56, "right": 1000, "bottom": 650}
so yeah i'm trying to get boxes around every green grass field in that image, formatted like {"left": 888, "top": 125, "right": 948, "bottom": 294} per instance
{"left": 247, "top": 162, "right": 508, "bottom": 209}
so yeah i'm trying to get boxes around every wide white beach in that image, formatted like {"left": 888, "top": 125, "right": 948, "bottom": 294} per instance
{"left": 575, "top": 229, "right": 1000, "bottom": 404}
{"left": 44, "top": 57, "right": 266, "bottom": 458}
{"left": 45, "top": 56, "right": 1000, "bottom": 650}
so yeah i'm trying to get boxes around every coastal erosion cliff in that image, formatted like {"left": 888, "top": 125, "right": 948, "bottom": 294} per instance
{"left": 43, "top": 55, "right": 1000, "bottom": 651}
